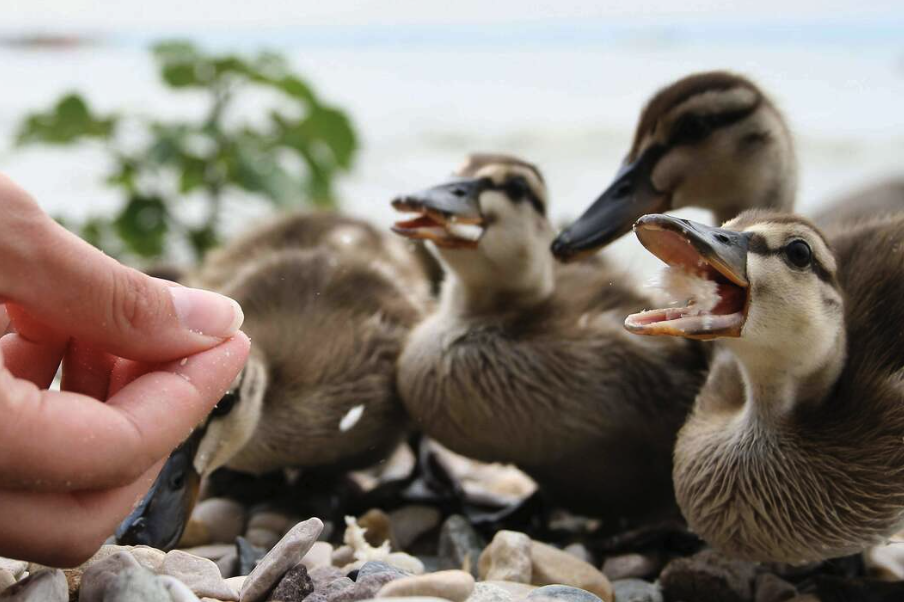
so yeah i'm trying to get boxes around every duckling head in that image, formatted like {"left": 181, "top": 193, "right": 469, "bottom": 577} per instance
{"left": 552, "top": 71, "right": 797, "bottom": 261}
{"left": 115, "top": 350, "right": 268, "bottom": 550}
{"left": 625, "top": 211, "right": 845, "bottom": 399}
{"left": 391, "top": 153, "right": 555, "bottom": 309}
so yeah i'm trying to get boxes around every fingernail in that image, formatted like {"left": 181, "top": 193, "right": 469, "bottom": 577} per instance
{"left": 169, "top": 287, "right": 244, "bottom": 338}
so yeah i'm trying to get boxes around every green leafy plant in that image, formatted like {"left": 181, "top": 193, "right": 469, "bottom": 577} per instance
{"left": 16, "top": 40, "right": 358, "bottom": 261}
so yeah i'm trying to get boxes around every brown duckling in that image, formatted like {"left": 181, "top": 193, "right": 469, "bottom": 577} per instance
{"left": 623, "top": 209, "right": 904, "bottom": 563}
{"left": 390, "top": 153, "right": 708, "bottom": 522}
{"left": 116, "top": 211, "right": 427, "bottom": 549}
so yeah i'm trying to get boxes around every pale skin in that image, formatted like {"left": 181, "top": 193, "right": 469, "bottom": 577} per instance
{"left": 0, "top": 174, "right": 250, "bottom": 567}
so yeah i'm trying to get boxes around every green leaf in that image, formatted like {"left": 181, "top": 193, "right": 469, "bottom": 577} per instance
{"left": 16, "top": 93, "right": 116, "bottom": 146}
{"left": 114, "top": 196, "right": 169, "bottom": 258}
{"left": 187, "top": 225, "right": 219, "bottom": 259}
{"left": 179, "top": 155, "right": 208, "bottom": 193}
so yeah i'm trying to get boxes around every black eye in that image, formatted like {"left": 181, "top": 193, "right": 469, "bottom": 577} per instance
{"left": 505, "top": 178, "right": 528, "bottom": 199}
{"left": 785, "top": 240, "right": 812, "bottom": 268}
{"left": 211, "top": 390, "right": 239, "bottom": 417}
{"left": 671, "top": 113, "right": 710, "bottom": 146}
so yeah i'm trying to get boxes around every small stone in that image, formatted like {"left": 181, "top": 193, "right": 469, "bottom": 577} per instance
{"left": 302, "top": 542, "right": 334, "bottom": 571}
{"left": 478, "top": 531, "right": 532, "bottom": 583}
{"left": 332, "top": 546, "right": 355, "bottom": 568}
{"left": 341, "top": 573, "right": 402, "bottom": 600}
{"left": 79, "top": 551, "right": 141, "bottom": 602}
{"left": 388, "top": 506, "right": 442, "bottom": 550}
{"left": 526, "top": 585, "right": 602, "bottom": 602}
{"left": 754, "top": 574, "right": 797, "bottom": 602}
{"left": 218, "top": 551, "right": 239, "bottom": 579}
{"left": 530, "top": 541, "right": 612, "bottom": 601}
{"left": 181, "top": 544, "right": 237, "bottom": 561}
{"left": 0, "top": 570, "right": 16, "bottom": 594}
{"left": 240, "top": 517, "right": 323, "bottom": 602}
{"left": 659, "top": 550, "right": 756, "bottom": 602}
{"left": 0, "top": 560, "right": 26, "bottom": 580}
{"left": 611, "top": 579, "right": 663, "bottom": 602}
{"left": 237, "top": 537, "right": 268, "bottom": 577}
{"left": 245, "top": 529, "right": 282, "bottom": 551}
{"left": 308, "top": 566, "right": 345, "bottom": 590}
{"left": 226, "top": 577, "right": 247, "bottom": 592}
{"left": 377, "top": 570, "right": 474, "bottom": 602}
{"left": 438, "top": 516, "right": 484, "bottom": 578}
{"left": 601, "top": 554, "right": 661, "bottom": 582}
{"left": 358, "top": 599, "right": 450, "bottom": 602}
{"left": 158, "top": 575, "right": 202, "bottom": 602}
{"left": 102, "top": 567, "right": 171, "bottom": 602}
{"left": 563, "top": 545, "right": 593, "bottom": 566}
{"left": 248, "top": 512, "right": 294, "bottom": 537}
{"left": 308, "top": 575, "right": 353, "bottom": 602}
{"left": 464, "top": 582, "right": 514, "bottom": 602}
{"left": 481, "top": 581, "right": 536, "bottom": 596}
{"left": 194, "top": 498, "right": 247, "bottom": 545}
{"left": 358, "top": 510, "right": 393, "bottom": 548}
{"left": 265, "top": 564, "right": 314, "bottom": 602}
{"left": 161, "top": 550, "right": 238, "bottom": 601}
{"left": 0, "top": 569, "right": 66, "bottom": 602}
{"left": 131, "top": 547, "right": 167, "bottom": 573}
{"left": 179, "top": 518, "right": 213, "bottom": 548}
{"left": 358, "top": 561, "right": 410, "bottom": 581}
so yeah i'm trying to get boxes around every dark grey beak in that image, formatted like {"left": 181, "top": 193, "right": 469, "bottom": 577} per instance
{"left": 115, "top": 427, "right": 204, "bottom": 551}
{"left": 391, "top": 177, "right": 484, "bottom": 223}
{"left": 552, "top": 145, "right": 668, "bottom": 261}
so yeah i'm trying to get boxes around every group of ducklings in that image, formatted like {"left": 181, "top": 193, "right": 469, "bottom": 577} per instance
{"left": 119, "top": 71, "right": 904, "bottom": 568}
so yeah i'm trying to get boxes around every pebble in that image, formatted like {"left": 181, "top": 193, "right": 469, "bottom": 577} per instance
{"left": 526, "top": 585, "right": 602, "bottom": 602}
{"left": 0, "top": 569, "right": 66, "bottom": 602}
{"left": 237, "top": 537, "right": 267, "bottom": 577}
{"left": 358, "top": 509, "right": 393, "bottom": 548}
{"left": 438, "top": 515, "right": 485, "bottom": 577}
{"left": 181, "top": 545, "right": 238, "bottom": 562}
{"left": 0, "top": 570, "right": 15, "bottom": 595}
{"left": 332, "top": 546, "right": 356, "bottom": 568}
{"left": 309, "top": 566, "right": 346, "bottom": 590}
{"left": 358, "top": 561, "right": 411, "bottom": 581}
{"left": 359, "top": 598, "right": 451, "bottom": 602}
{"left": 376, "top": 570, "right": 474, "bottom": 602}
{"left": 162, "top": 550, "right": 237, "bottom": 601}
{"left": 478, "top": 531, "right": 532, "bottom": 583}
{"left": 248, "top": 511, "right": 294, "bottom": 537}
{"left": 0, "top": 560, "right": 26, "bottom": 580}
{"left": 388, "top": 506, "right": 442, "bottom": 550}
{"left": 754, "top": 574, "right": 797, "bottom": 602}
{"left": 226, "top": 577, "right": 247, "bottom": 592}
{"left": 158, "top": 575, "right": 203, "bottom": 602}
{"left": 305, "top": 575, "right": 354, "bottom": 602}
{"left": 302, "top": 542, "right": 334, "bottom": 570}
{"left": 601, "top": 553, "right": 662, "bottom": 581}
{"left": 194, "top": 499, "right": 248, "bottom": 544}
{"left": 530, "top": 541, "right": 612, "bottom": 601}
{"left": 240, "top": 517, "right": 323, "bottom": 602}
{"left": 865, "top": 543, "right": 904, "bottom": 581}
{"left": 218, "top": 551, "right": 239, "bottom": 579}
{"left": 464, "top": 582, "right": 515, "bottom": 602}
{"left": 611, "top": 579, "right": 663, "bottom": 602}
{"left": 102, "top": 567, "right": 171, "bottom": 602}
{"left": 79, "top": 551, "right": 141, "bottom": 602}
{"left": 131, "top": 547, "right": 167, "bottom": 573}
{"left": 563, "top": 545, "right": 593, "bottom": 566}
{"left": 481, "top": 581, "right": 536, "bottom": 596}
{"left": 267, "top": 564, "right": 313, "bottom": 602}
{"left": 659, "top": 550, "right": 756, "bottom": 602}
{"left": 245, "top": 529, "right": 282, "bottom": 551}
{"left": 331, "top": 573, "right": 400, "bottom": 601}
{"left": 179, "top": 518, "right": 213, "bottom": 548}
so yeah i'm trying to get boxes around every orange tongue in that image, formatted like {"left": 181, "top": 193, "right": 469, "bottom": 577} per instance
{"left": 394, "top": 214, "right": 441, "bottom": 229}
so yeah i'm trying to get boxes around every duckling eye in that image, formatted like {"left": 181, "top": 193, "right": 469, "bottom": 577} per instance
{"left": 211, "top": 390, "right": 239, "bottom": 417}
{"left": 504, "top": 177, "right": 528, "bottom": 200}
{"left": 784, "top": 240, "right": 812, "bottom": 269}
{"left": 671, "top": 113, "right": 710, "bottom": 146}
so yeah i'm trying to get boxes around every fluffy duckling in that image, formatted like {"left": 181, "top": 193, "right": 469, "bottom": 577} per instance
{"left": 552, "top": 70, "right": 797, "bottom": 259}
{"left": 623, "top": 209, "right": 904, "bottom": 563}
{"left": 117, "top": 212, "right": 427, "bottom": 549}
{"left": 390, "top": 154, "right": 707, "bottom": 521}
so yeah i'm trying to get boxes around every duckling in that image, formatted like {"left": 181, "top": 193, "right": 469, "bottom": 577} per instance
{"left": 552, "top": 70, "right": 796, "bottom": 259}
{"left": 117, "top": 212, "right": 427, "bottom": 549}
{"left": 623, "top": 209, "right": 904, "bottom": 563}
{"left": 390, "top": 154, "right": 708, "bottom": 522}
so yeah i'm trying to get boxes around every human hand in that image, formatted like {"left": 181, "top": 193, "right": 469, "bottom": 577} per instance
{"left": 0, "top": 174, "right": 250, "bottom": 567}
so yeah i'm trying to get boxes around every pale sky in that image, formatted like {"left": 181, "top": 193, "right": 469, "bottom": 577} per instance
{"left": 1, "top": 0, "right": 902, "bottom": 31}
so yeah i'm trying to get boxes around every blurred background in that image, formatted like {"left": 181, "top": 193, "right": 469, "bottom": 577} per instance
{"left": 1, "top": 0, "right": 902, "bottom": 274}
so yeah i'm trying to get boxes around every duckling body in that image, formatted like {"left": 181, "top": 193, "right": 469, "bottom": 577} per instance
{"left": 393, "top": 155, "right": 707, "bottom": 520}
{"left": 626, "top": 210, "right": 904, "bottom": 563}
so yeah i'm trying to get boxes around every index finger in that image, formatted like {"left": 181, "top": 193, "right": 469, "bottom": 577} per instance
{"left": 0, "top": 332, "right": 249, "bottom": 491}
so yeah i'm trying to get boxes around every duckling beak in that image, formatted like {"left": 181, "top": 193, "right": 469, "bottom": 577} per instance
{"left": 391, "top": 178, "right": 485, "bottom": 248}
{"left": 115, "top": 427, "right": 204, "bottom": 551}
{"left": 551, "top": 145, "right": 668, "bottom": 261}
{"left": 625, "top": 214, "right": 751, "bottom": 339}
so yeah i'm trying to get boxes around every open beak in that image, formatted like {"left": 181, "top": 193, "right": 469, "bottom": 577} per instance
{"left": 551, "top": 145, "right": 668, "bottom": 261}
{"left": 625, "top": 214, "right": 751, "bottom": 339}
{"left": 391, "top": 178, "right": 485, "bottom": 249}
{"left": 115, "top": 427, "right": 204, "bottom": 550}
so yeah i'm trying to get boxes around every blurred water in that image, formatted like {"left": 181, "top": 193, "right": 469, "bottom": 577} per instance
{"left": 1, "top": 30, "right": 902, "bottom": 276}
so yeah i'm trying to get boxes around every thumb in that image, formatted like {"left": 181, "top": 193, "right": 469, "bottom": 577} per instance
{"left": 0, "top": 177, "right": 243, "bottom": 362}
